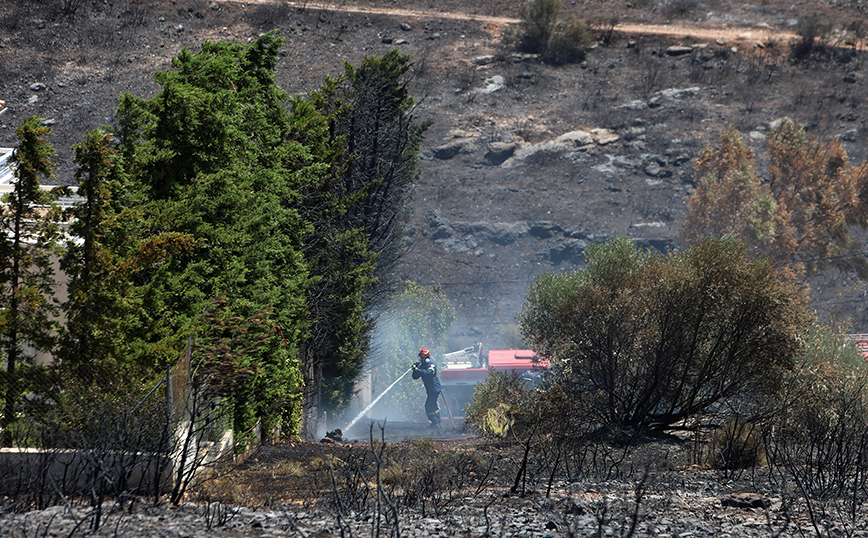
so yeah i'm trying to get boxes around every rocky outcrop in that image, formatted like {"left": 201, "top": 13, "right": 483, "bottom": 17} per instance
{"left": 427, "top": 210, "right": 531, "bottom": 253}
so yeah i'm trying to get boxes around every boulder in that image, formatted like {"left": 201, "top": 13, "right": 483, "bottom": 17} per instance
{"left": 665, "top": 45, "right": 694, "bottom": 56}
{"left": 432, "top": 139, "right": 475, "bottom": 160}
{"left": 591, "top": 128, "right": 619, "bottom": 145}
{"left": 549, "top": 239, "right": 588, "bottom": 265}
{"left": 529, "top": 221, "right": 564, "bottom": 239}
{"left": 484, "top": 141, "right": 518, "bottom": 165}
{"left": 474, "top": 75, "right": 504, "bottom": 94}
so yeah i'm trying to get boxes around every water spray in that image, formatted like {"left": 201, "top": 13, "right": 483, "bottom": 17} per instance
{"left": 344, "top": 367, "right": 413, "bottom": 432}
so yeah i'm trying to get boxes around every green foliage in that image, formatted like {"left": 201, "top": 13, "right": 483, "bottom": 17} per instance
{"left": 464, "top": 370, "right": 532, "bottom": 437}
{"left": 57, "top": 128, "right": 139, "bottom": 388}
{"left": 519, "top": 235, "right": 812, "bottom": 433}
{"left": 290, "top": 50, "right": 428, "bottom": 431}
{"left": 545, "top": 16, "right": 593, "bottom": 65}
{"left": 0, "top": 117, "right": 65, "bottom": 445}
{"left": 513, "top": 0, "right": 592, "bottom": 65}
{"left": 518, "top": 0, "right": 562, "bottom": 54}
{"left": 9, "top": 38, "right": 424, "bottom": 444}
{"left": 370, "top": 282, "right": 455, "bottom": 420}
{"left": 767, "top": 329, "right": 868, "bottom": 499}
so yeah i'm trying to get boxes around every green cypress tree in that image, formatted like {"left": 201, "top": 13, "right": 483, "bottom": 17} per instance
{"left": 58, "top": 128, "right": 143, "bottom": 388}
{"left": 298, "top": 50, "right": 428, "bottom": 432}
{"left": 0, "top": 117, "right": 64, "bottom": 445}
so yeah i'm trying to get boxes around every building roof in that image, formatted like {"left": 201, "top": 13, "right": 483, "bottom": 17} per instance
{"left": 0, "top": 147, "right": 13, "bottom": 185}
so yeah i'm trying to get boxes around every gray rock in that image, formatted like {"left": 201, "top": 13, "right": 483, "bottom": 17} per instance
{"left": 843, "top": 128, "right": 859, "bottom": 142}
{"left": 721, "top": 492, "right": 769, "bottom": 509}
{"left": 591, "top": 128, "right": 619, "bottom": 145}
{"left": 554, "top": 130, "right": 593, "bottom": 147}
{"left": 549, "top": 239, "right": 588, "bottom": 264}
{"left": 620, "top": 99, "right": 647, "bottom": 110}
{"left": 400, "top": 22, "right": 411, "bottom": 31}
{"left": 432, "top": 139, "right": 474, "bottom": 159}
{"left": 484, "top": 142, "right": 518, "bottom": 166}
{"left": 657, "top": 87, "right": 701, "bottom": 99}
{"left": 29, "top": 82, "right": 46, "bottom": 91}
{"left": 529, "top": 221, "right": 564, "bottom": 239}
{"left": 644, "top": 161, "right": 672, "bottom": 178}
{"left": 474, "top": 75, "right": 505, "bottom": 94}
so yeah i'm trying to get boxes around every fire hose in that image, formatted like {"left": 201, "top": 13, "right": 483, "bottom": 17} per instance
{"left": 440, "top": 389, "right": 457, "bottom": 430}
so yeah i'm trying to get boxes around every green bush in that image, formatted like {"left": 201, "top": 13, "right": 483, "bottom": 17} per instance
{"left": 464, "top": 370, "right": 536, "bottom": 437}
{"left": 513, "top": 0, "right": 592, "bottom": 65}
{"left": 763, "top": 325, "right": 868, "bottom": 499}
{"left": 518, "top": 0, "right": 561, "bottom": 54}
{"left": 544, "top": 16, "right": 593, "bottom": 65}
{"left": 519, "top": 235, "right": 811, "bottom": 433}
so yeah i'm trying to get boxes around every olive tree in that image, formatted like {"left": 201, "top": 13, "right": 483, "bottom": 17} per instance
{"left": 519, "top": 235, "right": 812, "bottom": 433}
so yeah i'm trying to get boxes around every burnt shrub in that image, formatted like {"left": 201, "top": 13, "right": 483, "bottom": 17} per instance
{"left": 764, "top": 329, "right": 868, "bottom": 501}
{"left": 707, "top": 417, "right": 766, "bottom": 473}
{"left": 519, "top": 235, "right": 811, "bottom": 434}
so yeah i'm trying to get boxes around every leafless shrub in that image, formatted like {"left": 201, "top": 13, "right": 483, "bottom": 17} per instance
{"left": 588, "top": 16, "right": 619, "bottom": 46}
{"left": 666, "top": 0, "right": 698, "bottom": 18}
{"left": 636, "top": 59, "right": 662, "bottom": 98}
{"left": 119, "top": 0, "right": 148, "bottom": 30}
{"left": 314, "top": 422, "right": 492, "bottom": 525}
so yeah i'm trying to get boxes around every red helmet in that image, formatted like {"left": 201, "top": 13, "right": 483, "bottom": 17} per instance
{"left": 418, "top": 348, "right": 431, "bottom": 359}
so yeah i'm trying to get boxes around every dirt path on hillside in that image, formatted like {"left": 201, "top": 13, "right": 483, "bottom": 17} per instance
{"left": 235, "top": 0, "right": 801, "bottom": 45}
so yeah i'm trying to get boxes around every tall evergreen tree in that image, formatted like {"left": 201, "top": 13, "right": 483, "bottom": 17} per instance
{"left": 0, "top": 117, "right": 64, "bottom": 445}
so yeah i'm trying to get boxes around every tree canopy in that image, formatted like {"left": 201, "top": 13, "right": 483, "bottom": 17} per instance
{"left": 0, "top": 117, "right": 65, "bottom": 444}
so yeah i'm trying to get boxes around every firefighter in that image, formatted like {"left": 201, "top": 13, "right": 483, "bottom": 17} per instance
{"left": 412, "top": 348, "right": 442, "bottom": 429}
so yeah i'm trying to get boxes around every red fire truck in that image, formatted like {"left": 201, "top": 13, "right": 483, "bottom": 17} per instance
{"left": 438, "top": 343, "right": 549, "bottom": 420}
